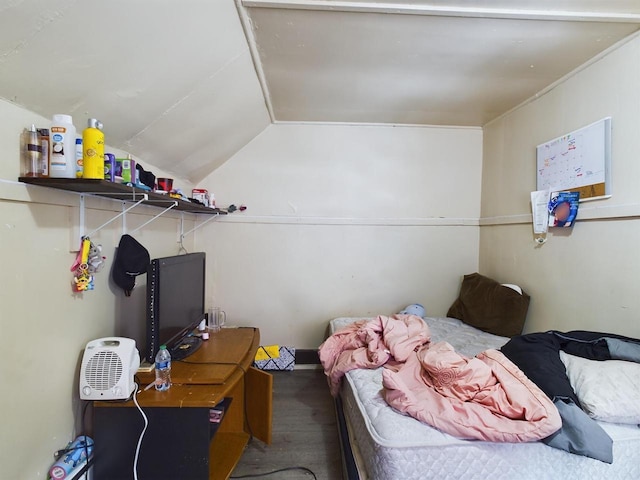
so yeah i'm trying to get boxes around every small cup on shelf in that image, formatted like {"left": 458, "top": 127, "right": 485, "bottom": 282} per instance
{"left": 157, "top": 177, "right": 173, "bottom": 192}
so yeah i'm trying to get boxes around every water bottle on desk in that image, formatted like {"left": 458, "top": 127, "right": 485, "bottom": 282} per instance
{"left": 155, "top": 345, "right": 171, "bottom": 391}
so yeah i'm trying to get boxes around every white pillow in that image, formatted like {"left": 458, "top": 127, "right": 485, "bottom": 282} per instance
{"left": 501, "top": 283, "right": 522, "bottom": 295}
{"left": 560, "top": 351, "right": 640, "bottom": 424}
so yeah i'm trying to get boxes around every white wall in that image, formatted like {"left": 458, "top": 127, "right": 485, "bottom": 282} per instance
{"left": 198, "top": 123, "right": 483, "bottom": 348}
{"left": 480, "top": 33, "right": 640, "bottom": 338}
{"left": 7, "top": 31, "right": 639, "bottom": 478}
{"left": 0, "top": 99, "right": 200, "bottom": 478}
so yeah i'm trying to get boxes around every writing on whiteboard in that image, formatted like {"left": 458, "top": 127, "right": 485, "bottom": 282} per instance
{"left": 536, "top": 118, "right": 611, "bottom": 199}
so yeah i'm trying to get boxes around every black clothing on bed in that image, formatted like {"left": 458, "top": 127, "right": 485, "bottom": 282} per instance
{"left": 501, "top": 330, "right": 640, "bottom": 463}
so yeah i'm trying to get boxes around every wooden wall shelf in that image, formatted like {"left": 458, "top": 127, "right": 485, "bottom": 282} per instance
{"left": 18, "top": 177, "right": 225, "bottom": 215}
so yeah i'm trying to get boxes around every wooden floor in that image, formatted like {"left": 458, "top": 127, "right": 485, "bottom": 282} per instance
{"left": 231, "top": 368, "right": 343, "bottom": 480}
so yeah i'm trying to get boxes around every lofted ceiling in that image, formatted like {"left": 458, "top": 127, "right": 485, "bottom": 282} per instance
{"left": 2, "top": 1, "right": 640, "bottom": 183}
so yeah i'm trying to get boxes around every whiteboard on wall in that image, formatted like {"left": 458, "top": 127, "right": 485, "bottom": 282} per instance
{"left": 536, "top": 117, "right": 611, "bottom": 201}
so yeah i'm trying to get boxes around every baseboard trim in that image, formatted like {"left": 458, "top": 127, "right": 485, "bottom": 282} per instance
{"left": 294, "top": 364, "right": 322, "bottom": 370}
{"left": 296, "top": 349, "right": 320, "bottom": 365}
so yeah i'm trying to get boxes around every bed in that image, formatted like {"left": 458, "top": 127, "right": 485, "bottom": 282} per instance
{"left": 328, "top": 316, "right": 640, "bottom": 480}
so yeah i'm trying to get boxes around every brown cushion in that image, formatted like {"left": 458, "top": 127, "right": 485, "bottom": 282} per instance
{"left": 447, "top": 273, "right": 530, "bottom": 337}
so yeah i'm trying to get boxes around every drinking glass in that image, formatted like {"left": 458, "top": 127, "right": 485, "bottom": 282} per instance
{"left": 208, "top": 307, "right": 226, "bottom": 333}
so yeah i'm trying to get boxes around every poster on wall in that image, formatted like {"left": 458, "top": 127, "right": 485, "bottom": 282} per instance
{"left": 536, "top": 117, "right": 611, "bottom": 201}
{"left": 548, "top": 191, "right": 580, "bottom": 228}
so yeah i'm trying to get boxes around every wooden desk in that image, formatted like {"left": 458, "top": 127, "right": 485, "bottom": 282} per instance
{"left": 93, "top": 327, "right": 272, "bottom": 480}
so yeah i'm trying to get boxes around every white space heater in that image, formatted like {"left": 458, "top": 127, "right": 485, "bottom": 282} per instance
{"left": 79, "top": 337, "right": 140, "bottom": 401}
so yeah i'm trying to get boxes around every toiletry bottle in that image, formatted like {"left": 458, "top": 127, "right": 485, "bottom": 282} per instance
{"left": 38, "top": 128, "right": 50, "bottom": 177}
{"left": 82, "top": 119, "right": 105, "bottom": 179}
{"left": 20, "top": 125, "right": 42, "bottom": 177}
{"left": 49, "top": 114, "right": 77, "bottom": 178}
{"left": 75, "top": 138, "right": 83, "bottom": 178}
{"left": 104, "top": 153, "right": 115, "bottom": 182}
{"left": 128, "top": 154, "right": 137, "bottom": 184}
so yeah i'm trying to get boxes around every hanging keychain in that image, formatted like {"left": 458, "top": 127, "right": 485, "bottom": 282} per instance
{"left": 86, "top": 239, "right": 106, "bottom": 274}
{"left": 71, "top": 237, "right": 94, "bottom": 292}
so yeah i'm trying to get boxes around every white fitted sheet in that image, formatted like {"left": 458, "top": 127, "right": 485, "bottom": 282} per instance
{"left": 330, "top": 317, "right": 640, "bottom": 480}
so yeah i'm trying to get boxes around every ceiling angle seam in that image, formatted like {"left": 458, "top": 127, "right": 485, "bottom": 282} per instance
{"left": 235, "top": 0, "right": 276, "bottom": 123}
{"left": 272, "top": 120, "right": 482, "bottom": 130}
{"left": 1, "top": 0, "right": 78, "bottom": 62}
{"left": 484, "top": 29, "right": 640, "bottom": 128}
{"left": 125, "top": 49, "right": 248, "bottom": 144}
{"left": 241, "top": 0, "right": 640, "bottom": 23}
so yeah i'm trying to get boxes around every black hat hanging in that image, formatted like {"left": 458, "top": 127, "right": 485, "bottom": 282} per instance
{"left": 112, "top": 234, "right": 150, "bottom": 296}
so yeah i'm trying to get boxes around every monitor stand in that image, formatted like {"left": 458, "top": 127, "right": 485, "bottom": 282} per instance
{"left": 170, "top": 335, "right": 203, "bottom": 361}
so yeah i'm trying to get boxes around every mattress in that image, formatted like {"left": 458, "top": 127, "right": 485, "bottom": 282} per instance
{"left": 330, "top": 317, "right": 640, "bottom": 480}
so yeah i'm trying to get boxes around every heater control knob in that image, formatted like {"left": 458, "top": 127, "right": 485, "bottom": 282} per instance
{"left": 82, "top": 386, "right": 91, "bottom": 397}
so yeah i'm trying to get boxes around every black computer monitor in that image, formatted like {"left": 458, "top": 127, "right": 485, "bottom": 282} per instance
{"left": 145, "top": 252, "right": 206, "bottom": 363}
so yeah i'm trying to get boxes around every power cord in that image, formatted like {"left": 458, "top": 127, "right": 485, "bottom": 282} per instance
{"left": 53, "top": 444, "right": 87, "bottom": 460}
{"left": 132, "top": 382, "right": 149, "bottom": 480}
{"left": 231, "top": 466, "right": 318, "bottom": 479}
{"left": 81, "top": 400, "right": 91, "bottom": 475}
{"left": 54, "top": 401, "right": 92, "bottom": 459}
{"left": 52, "top": 401, "right": 93, "bottom": 479}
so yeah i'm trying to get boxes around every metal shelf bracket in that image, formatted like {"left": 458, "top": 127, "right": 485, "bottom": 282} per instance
{"left": 180, "top": 211, "right": 221, "bottom": 241}
{"left": 80, "top": 194, "right": 148, "bottom": 238}
{"left": 128, "top": 200, "right": 178, "bottom": 235}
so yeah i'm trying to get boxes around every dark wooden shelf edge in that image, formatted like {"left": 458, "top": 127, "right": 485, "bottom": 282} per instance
{"left": 18, "top": 177, "right": 225, "bottom": 215}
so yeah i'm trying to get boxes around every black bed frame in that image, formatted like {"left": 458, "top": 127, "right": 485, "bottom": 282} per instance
{"left": 334, "top": 395, "right": 359, "bottom": 480}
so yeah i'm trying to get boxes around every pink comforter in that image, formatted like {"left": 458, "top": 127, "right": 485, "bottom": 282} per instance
{"left": 319, "top": 315, "right": 561, "bottom": 443}
{"left": 319, "top": 314, "right": 430, "bottom": 396}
